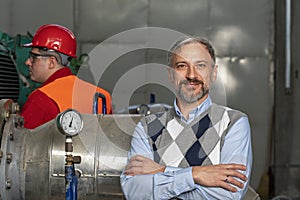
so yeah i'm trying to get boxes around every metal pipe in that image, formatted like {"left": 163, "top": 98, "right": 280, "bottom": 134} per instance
{"left": 65, "top": 164, "right": 77, "bottom": 200}
{"left": 0, "top": 113, "right": 142, "bottom": 199}
{"left": 285, "top": 0, "right": 291, "bottom": 92}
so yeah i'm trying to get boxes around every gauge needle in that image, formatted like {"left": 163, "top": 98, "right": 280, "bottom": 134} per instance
{"left": 69, "top": 117, "right": 73, "bottom": 127}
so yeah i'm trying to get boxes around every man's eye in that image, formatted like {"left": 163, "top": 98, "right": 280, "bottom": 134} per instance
{"left": 196, "top": 63, "right": 206, "bottom": 68}
{"left": 176, "top": 64, "right": 187, "bottom": 69}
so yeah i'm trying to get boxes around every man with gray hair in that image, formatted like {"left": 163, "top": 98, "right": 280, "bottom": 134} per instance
{"left": 121, "top": 36, "right": 257, "bottom": 199}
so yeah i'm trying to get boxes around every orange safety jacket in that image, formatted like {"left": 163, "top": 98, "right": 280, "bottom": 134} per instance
{"left": 38, "top": 75, "right": 112, "bottom": 114}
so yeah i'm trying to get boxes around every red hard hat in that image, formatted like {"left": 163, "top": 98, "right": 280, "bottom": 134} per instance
{"left": 24, "top": 24, "right": 77, "bottom": 58}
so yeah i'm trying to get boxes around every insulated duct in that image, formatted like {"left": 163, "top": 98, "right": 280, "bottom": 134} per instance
{"left": 0, "top": 101, "right": 142, "bottom": 200}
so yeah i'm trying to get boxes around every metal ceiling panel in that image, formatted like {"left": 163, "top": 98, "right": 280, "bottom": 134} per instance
{"left": 0, "top": 0, "right": 11, "bottom": 33}
{"left": 149, "top": 0, "right": 209, "bottom": 37}
{"left": 77, "top": 0, "right": 148, "bottom": 42}
{"left": 11, "top": 0, "right": 74, "bottom": 35}
{"left": 210, "top": 0, "right": 273, "bottom": 57}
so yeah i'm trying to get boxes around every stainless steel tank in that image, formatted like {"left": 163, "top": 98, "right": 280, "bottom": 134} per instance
{"left": 0, "top": 99, "right": 143, "bottom": 199}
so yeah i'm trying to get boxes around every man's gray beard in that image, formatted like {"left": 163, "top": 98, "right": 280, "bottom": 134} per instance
{"left": 177, "top": 83, "right": 209, "bottom": 104}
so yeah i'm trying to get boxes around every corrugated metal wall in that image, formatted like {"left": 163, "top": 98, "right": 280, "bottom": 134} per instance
{"left": 0, "top": 0, "right": 281, "bottom": 197}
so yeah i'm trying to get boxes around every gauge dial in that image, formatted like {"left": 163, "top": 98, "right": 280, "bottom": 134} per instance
{"left": 56, "top": 109, "right": 83, "bottom": 136}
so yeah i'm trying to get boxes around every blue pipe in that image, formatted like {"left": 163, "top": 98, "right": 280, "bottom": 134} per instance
{"left": 93, "top": 92, "right": 107, "bottom": 114}
{"left": 65, "top": 164, "right": 78, "bottom": 200}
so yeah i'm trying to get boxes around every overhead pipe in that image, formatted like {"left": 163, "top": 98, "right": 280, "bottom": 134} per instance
{"left": 285, "top": 0, "right": 291, "bottom": 93}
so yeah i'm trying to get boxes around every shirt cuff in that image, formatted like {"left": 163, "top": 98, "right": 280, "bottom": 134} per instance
{"left": 164, "top": 166, "right": 183, "bottom": 172}
{"left": 162, "top": 167, "right": 195, "bottom": 194}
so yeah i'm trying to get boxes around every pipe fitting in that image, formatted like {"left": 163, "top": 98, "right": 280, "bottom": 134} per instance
{"left": 6, "top": 153, "right": 12, "bottom": 164}
{"left": 6, "top": 178, "right": 12, "bottom": 190}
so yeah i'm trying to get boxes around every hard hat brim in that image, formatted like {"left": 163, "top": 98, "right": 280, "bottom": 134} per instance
{"left": 23, "top": 43, "right": 33, "bottom": 48}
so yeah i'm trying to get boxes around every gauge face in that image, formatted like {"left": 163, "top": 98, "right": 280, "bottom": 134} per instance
{"left": 57, "top": 109, "right": 83, "bottom": 136}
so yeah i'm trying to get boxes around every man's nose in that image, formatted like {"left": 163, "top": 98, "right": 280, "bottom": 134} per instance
{"left": 186, "top": 65, "right": 197, "bottom": 79}
{"left": 25, "top": 58, "right": 31, "bottom": 66}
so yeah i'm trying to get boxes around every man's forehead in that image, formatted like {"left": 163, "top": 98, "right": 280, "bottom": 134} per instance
{"left": 174, "top": 42, "right": 207, "bottom": 53}
{"left": 172, "top": 43, "right": 212, "bottom": 61}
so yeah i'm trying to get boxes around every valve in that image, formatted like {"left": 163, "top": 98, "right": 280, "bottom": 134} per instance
{"left": 65, "top": 136, "right": 81, "bottom": 200}
{"left": 56, "top": 109, "right": 83, "bottom": 200}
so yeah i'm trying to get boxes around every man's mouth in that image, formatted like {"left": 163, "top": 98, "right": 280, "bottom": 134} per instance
{"left": 182, "top": 79, "right": 203, "bottom": 86}
{"left": 179, "top": 79, "right": 204, "bottom": 92}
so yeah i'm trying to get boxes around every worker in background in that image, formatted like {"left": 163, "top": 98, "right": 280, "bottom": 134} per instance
{"left": 21, "top": 24, "right": 112, "bottom": 129}
{"left": 121, "top": 36, "right": 259, "bottom": 199}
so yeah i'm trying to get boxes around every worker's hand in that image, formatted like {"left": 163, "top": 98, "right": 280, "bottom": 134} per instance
{"left": 192, "top": 164, "right": 247, "bottom": 192}
{"left": 124, "top": 155, "right": 165, "bottom": 176}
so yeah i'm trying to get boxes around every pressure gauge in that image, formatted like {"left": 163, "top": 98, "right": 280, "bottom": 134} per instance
{"left": 56, "top": 109, "right": 83, "bottom": 137}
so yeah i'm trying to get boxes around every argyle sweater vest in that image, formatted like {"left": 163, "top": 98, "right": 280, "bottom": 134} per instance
{"left": 140, "top": 103, "right": 246, "bottom": 167}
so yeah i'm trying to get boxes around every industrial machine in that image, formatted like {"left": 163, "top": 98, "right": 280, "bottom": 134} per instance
{"left": 0, "top": 30, "right": 37, "bottom": 107}
{"left": 0, "top": 98, "right": 144, "bottom": 199}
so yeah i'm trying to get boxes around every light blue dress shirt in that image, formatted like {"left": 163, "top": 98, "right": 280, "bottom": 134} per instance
{"left": 121, "top": 96, "right": 252, "bottom": 200}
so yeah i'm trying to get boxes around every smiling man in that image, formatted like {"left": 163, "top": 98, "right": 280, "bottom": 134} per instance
{"left": 121, "top": 36, "right": 255, "bottom": 199}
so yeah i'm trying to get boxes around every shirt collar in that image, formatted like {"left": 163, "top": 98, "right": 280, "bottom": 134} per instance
{"left": 174, "top": 95, "right": 213, "bottom": 123}
{"left": 41, "top": 67, "right": 73, "bottom": 87}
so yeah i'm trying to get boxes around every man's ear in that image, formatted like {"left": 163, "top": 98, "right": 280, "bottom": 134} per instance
{"left": 211, "top": 65, "right": 218, "bottom": 82}
{"left": 167, "top": 67, "right": 175, "bottom": 83}
{"left": 48, "top": 56, "right": 58, "bottom": 69}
